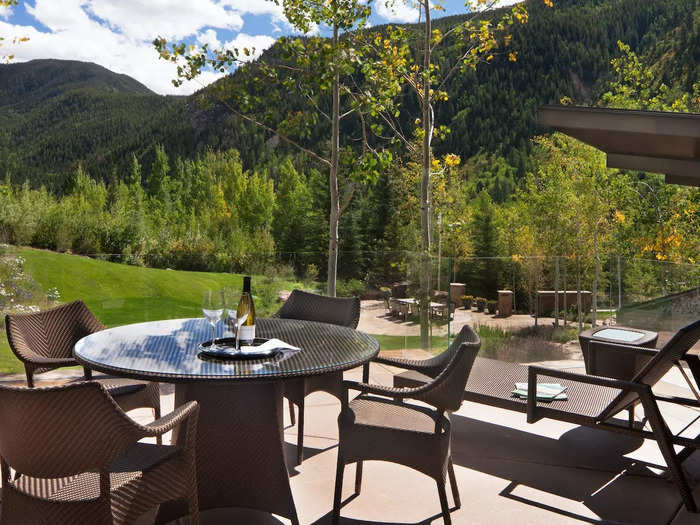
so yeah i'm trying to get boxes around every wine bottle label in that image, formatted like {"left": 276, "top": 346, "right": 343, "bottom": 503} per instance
{"left": 240, "top": 325, "right": 255, "bottom": 342}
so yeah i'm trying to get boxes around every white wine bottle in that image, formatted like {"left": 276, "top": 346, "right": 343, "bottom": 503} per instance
{"left": 236, "top": 276, "right": 256, "bottom": 344}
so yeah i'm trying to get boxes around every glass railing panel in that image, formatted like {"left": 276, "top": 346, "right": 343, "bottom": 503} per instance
{"left": 1, "top": 245, "right": 697, "bottom": 377}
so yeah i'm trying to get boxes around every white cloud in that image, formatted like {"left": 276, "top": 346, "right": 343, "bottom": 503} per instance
{"left": 85, "top": 0, "right": 243, "bottom": 40}
{"left": 0, "top": 4, "right": 12, "bottom": 19}
{"left": 0, "top": 0, "right": 294, "bottom": 95}
{"left": 221, "top": 0, "right": 287, "bottom": 23}
{"left": 197, "top": 28, "right": 222, "bottom": 50}
{"left": 375, "top": 0, "right": 420, "bottom": 23}
{"left": 224, "top": 33, "right": 275, "bottom": 61}
{"left": 0, "top": 16, "right": 224, "bottom": 95}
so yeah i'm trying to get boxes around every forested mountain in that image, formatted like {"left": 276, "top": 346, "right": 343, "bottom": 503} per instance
{"left": 0, "top": 0, "right": 694, "bottom": 189}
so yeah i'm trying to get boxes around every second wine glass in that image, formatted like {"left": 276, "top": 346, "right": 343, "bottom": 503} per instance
{"left": 202, "top": 289, "right": 224, "bottom": 349}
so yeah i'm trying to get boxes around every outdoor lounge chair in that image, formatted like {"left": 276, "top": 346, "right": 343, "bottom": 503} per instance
{"left": 273, "top": 289, "right": 361, "bottom": 464}
{"left": 0, "top": 381, "right": 199, "bottom": 525}
{"left": 366, "top": 319, "right": 700, "bottom": 512}
{"left": 333, "top": 325, "right": 481, "bottom": 524}
{"left": 5, "top": 300, "right": 162, "bottom": 438}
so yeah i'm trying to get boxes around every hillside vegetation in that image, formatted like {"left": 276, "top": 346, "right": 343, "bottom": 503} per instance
{"left": 0, "top": 0, "right": 694, "bottom": 186}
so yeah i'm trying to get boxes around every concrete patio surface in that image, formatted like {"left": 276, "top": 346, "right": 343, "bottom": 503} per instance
{"left": 357, "top": 300, "right": 556, "bottom": 337}
{"left": 2, "top": 356, "right": 698, "bottom": 524}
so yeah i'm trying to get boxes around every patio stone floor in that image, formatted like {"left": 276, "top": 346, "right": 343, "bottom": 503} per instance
{"left": 2, "top": 357, "right": 699, "bottom": 524}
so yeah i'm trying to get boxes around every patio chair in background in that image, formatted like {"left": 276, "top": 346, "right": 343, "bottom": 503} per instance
{"left": 5, "top": 300, "right": 162, "bottom": 439}
{"left": 389, "top": 297, "right": 400, "bottom": 318}
{"left": 371, "top": 319, "right": 700, "bottom": 513}
{"left": 333, "top": 325, "right": 481, "bottom": 524}
{"left": 0, "top": 381, "right": 199, "bottom": 525}
{"left": 273, "top": 289, "right": 361, "bottom": 464}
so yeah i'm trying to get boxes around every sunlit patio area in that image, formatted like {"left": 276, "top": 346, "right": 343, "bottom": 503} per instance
{"left": 2, "top": 342, "right": 698, "bottom": 525}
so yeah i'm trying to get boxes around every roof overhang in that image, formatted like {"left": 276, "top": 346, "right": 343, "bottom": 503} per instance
{"left": 537, "top": 105, "right": 700, "bottom": 187}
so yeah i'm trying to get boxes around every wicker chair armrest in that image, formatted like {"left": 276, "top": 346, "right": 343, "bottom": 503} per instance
{"left": 372, "top": 354, "right": 431, "bottom": 372}
{"left": 343, "top": 379, "right": 416, "bottom": 402}
{"left": 141, "top": 401, "right": 199, "bottom": 437}
{"left": 527, "top": 365, "right": 646, "bottom": 392}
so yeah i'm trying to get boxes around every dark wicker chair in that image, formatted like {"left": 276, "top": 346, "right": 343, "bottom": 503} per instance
{"left": 333, "top": 325, "right": 481, "bottom": 524}
{"left": 0, "top": 381, "right": 199, "bottom": 525}
{"left": 362, "top": 321, "right": 477, "bottom": 384}
{"left": 273, "top": 289, "right": 361, "bottom": 464}
{"left": 378, "top": 320, "right": 700, "bottom": 513}
{"left": 5, "top": 301, "right": 162, "bottom": 438}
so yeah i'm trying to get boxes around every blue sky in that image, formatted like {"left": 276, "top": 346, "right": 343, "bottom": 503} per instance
{"left": 0, "top": 1, "right": 517, "bottom": 95}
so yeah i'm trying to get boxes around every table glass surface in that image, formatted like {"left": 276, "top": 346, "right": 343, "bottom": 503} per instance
{"left": 74, "top": 317, "right": 379, "bottom": 382}
{"left": 594, "top": 328, "right": 645, "bottom": 342}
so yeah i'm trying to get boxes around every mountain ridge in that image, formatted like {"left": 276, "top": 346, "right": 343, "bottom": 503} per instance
{"left": 0, "top": 0, "right": 694, "bottom": 187}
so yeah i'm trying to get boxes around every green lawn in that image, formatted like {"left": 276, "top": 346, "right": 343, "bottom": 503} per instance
{"left": 0, "top": 247, "right": 306, "bottom": 374}
{"left": 0, "top": 247, "right": 467, "bottom": 375}
{"left": 372, "top": 334, "right": 450, "bottom": 353}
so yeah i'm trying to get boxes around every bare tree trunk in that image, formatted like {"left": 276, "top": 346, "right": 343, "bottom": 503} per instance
{"left": 419, "top": 0, "right": 432, "bottom": 349}
{"left": 563, "top": 259, "right": 567, "bottom": 327}
{"left": 554, "top": 256, "right": 560, "bottom": 328}
{"left": 617, "top": 254, "right": 622, "bottom": 313}
{"left": 576, "top": 256, "right": 582, "bottom": 331}
{"left": 592, "top": 231, "right": 599, "bottom": 327}
{"left": 326, "top": 21, "right": 341, "bottom": 297}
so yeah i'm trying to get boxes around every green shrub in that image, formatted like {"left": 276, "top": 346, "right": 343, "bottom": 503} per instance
{"left": 336, "top": 278, "right": 365, "bottom": 298}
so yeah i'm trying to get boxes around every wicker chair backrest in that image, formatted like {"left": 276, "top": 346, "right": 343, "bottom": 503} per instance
{"left": 409, "top": 324, "right": 477, "bottom": 378}
{"left": 600, "top": 319, "right": 700, "bottom": 420}
{"left": 0, "top": 382, "right": 141, "bottom": 478}
{"left": 274, "top": 290, "right": 360, "bottom": 328}
{"left": 5, "top": 300, "right": 104, "bottom": 362}
{"left": 410, "top": 325, "right": 481, "bottom": 412}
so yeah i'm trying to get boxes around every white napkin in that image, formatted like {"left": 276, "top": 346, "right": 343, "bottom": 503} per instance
{"left": 241, "top": 338, "right": 301, "bottom": 362}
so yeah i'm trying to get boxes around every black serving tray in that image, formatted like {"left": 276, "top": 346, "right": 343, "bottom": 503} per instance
{"left": 198, "top": 337, "right": 281, "bottom": 361}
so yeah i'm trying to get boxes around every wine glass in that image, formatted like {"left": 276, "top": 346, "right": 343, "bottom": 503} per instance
{"left": 202, "top": 289, "right": 224, "bottom": 349}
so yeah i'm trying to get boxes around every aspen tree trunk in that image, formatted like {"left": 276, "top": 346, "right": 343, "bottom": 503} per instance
{"left": 563, "top": 259, "right": 567, "bottom": 327}
{"left": 592, "top": 230, "right": 599, "bottom": 327}
{"left": 327, "top": 20, "right": 341, "bottom": 297}
{"left": 577, "top": 257, "right": 583, "bottom": 331}
{"left": 419, "top": 0, "right": 432, "bottom": 349}
{"left": 554, "top": 256, "right": 560, "bottom": 328}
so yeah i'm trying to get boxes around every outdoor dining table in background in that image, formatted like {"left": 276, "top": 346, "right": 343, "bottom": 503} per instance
{"left": 73, "top": 316, "right": 379, "bottom": 525}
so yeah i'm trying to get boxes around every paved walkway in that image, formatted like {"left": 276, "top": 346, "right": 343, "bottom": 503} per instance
{"left": 358, "top": 300, "right": 555, "bottom": 337}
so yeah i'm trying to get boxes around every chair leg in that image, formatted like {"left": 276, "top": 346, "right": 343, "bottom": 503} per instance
{"left": 288, "top": 398, "right": 296, "bottom": 426}
{"left": 25, "top": 368, "right": 34, "bottom": 388}
{"left": 437, "top": 480, "right": 452, "bottom": 525}
{"left": 362, "top": 363, "right": 370, "bottom": 383}
{"left": 333, "top": 453, "right": 346, "bottom": 525}
{"left": 448, "top": 458, "right": 460, "bottom": 509}
{"left": 354, "top": 460, "right": 363, "bottom": 495}
{"left": 297, "top": 399, "right": 305, "bottom": 465}
{"left": 154, "top": 405, "right": 162, "bottom": 445}
{"left": 641, "top": 392, "right": 698, "bottom": 512}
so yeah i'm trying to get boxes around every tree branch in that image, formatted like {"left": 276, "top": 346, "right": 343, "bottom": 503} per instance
{"left": 211, "top": 91, "right": 332, "bottom": 168}
{"left": 339, "top": 182, "right": 356, "bottom": 216}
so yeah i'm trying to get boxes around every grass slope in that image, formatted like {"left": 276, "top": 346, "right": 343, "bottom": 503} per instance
{"left": 0, "top": 248, "right": 305, "bottom": 373}
{"left": 0, "top": 247, "right": 467, "bottom": 374}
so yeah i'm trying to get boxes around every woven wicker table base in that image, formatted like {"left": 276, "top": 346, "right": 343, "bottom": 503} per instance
{"left": 156, "top": 381, "right": 298, "bottom": 524}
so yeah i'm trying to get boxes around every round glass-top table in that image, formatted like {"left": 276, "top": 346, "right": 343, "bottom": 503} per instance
{"left": 74, "top": 317, "right": 379, "bottom": 524}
